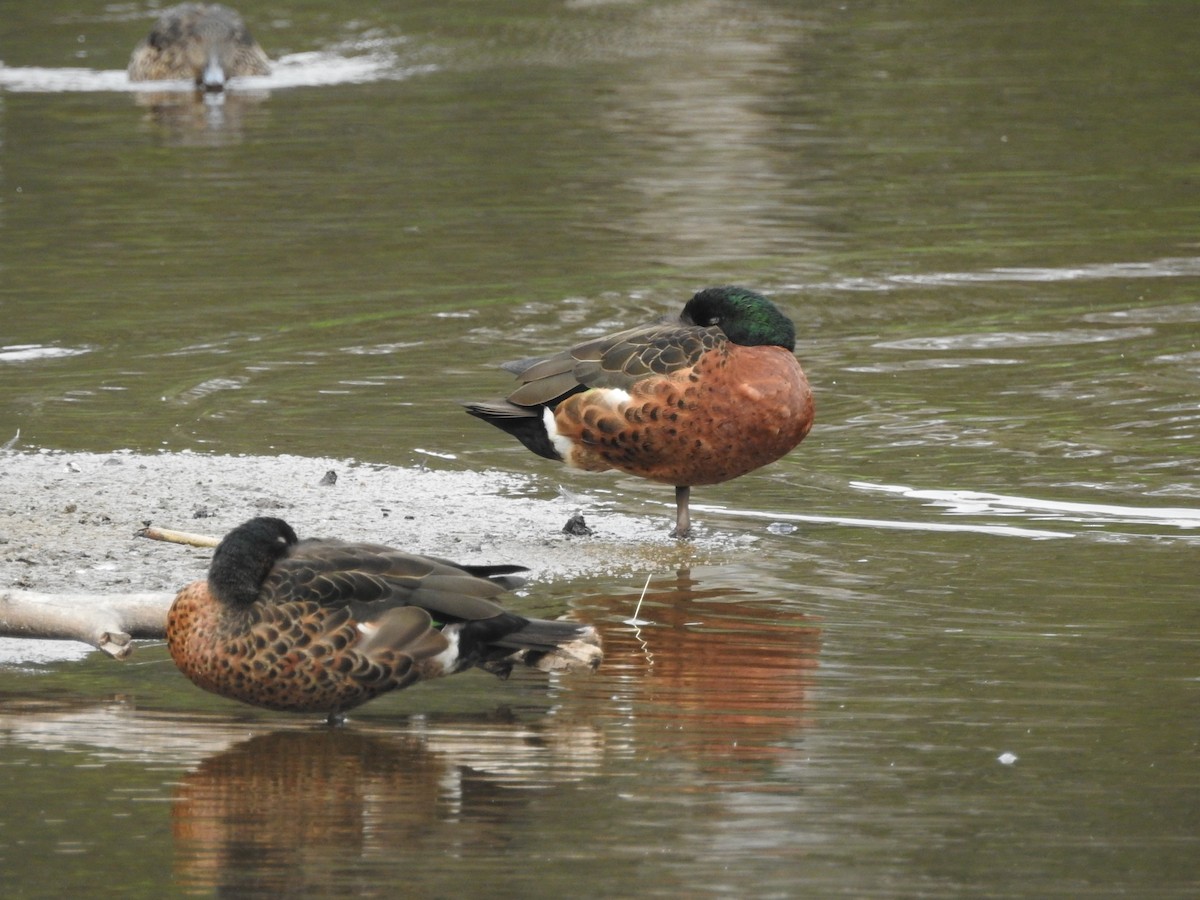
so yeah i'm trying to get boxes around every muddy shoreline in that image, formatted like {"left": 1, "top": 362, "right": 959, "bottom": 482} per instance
{"left": 1, "top": 449, "right": 735, "bottom": 661}
{"left": 0, "top": 447, "right": 732, "bottom": 590}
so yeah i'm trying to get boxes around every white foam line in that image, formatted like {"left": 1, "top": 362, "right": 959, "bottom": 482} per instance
{"left": 852, "top": 482, "right": 1200, "bottom": 528}
{"left": 0, "top": 66, "right": 131, "bottom": 92}
{"left": 0, "top": 52, "right": 431, "bottom": 93}
{"left": 688, "top": 504, "right": 1069, "bottom": 540}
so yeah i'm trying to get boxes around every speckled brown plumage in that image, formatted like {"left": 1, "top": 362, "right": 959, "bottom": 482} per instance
{"left": 551, "top": 342, "right": 811, "bottom": 486}
{"left": 465, "top": 286, "right": 815, "bottom": 536}
{"left": 128, "top": 3, "right": 270, "bottom": 90}
{"left": 166, "top": 518, "right": 601, "bottom": 720}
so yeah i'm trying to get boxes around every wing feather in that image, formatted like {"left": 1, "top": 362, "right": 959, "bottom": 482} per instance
{"left": 498, "top": 321, "right": 725, "bottom": 409}
{"left": 262, "top": 541, "right": 515, "bottom": 625}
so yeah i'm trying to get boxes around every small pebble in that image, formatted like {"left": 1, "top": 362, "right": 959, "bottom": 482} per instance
{"left": 562, "top": 513, "right": 593, "bottom": 536}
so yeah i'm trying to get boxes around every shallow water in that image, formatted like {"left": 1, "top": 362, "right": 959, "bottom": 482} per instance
{"left": 2, "top": 1, "right": 1199, "bottom": 897}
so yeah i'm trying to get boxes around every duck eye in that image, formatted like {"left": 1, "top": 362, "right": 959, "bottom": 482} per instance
{"left": 707, "top": 316, "right": 721, "bottom": 326}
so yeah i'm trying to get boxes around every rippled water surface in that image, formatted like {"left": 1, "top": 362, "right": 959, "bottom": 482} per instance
{"left": 2, "top": 1, "right": 1199, "bottom": 897}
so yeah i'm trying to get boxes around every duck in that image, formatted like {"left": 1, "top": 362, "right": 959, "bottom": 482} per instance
{"left": 166, "top": 517, "right": 602, "bottom": 723}
{"left": 465, "top": 286, "right": 815, "bottom": 537}
{"left": 128, "top": 3, "right": 270, "bottom": 91}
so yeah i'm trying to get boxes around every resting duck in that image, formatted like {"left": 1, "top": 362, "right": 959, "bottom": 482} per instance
{"left": 128, "top": 3, "right": 270, "bottom": 91}
{"left": 166, "top": 517, "right": 601, "bottom": 722}
{"left": 465, "top": 286, "right": 815, "bottom": 537}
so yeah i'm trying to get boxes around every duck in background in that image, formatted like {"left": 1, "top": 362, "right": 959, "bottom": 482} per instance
{"left": 466, "top": 286, "right": 815, "bottom": 537}
{"left": 128, "top": 3, "right": 270, "bottom": 91}
{"left": 166, "top": 517, "right": 602, "bottom": 723}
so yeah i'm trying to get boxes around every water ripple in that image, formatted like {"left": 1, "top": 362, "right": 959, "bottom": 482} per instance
{"left": 874, "top": 326, "right": 1154, "bottom": 352}
{"left": 691, "top": 482, "right": 1200, "bottom": 542}
{"left": 815, "top": 256, "right": 1200, "bottom": 292}
{"left": 0, "top": 344, "right": 92, "bottom": 363}
{"left": 691, "top": 504, "right": 1069, "bottom": 540}
{"left": 852, "top": 482, "right": 1200, "bottom": 530}
{"left": 846, "top": 357, "right": 1022, "bottom": 373}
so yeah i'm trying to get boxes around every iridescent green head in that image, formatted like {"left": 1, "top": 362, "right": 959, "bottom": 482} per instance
{"left": 681, "top": 286, "right": 796, "bottom": 351}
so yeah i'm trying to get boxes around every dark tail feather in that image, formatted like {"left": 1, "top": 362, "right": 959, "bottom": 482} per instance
{"left": 494, "top": 616, "right": 594, "bottom": 653}
{"left": 463, "top": 401, "right": 563, "bottom": 462}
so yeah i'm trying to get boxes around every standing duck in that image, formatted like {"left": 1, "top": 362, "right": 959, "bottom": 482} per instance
{"left": 166, "top": 517, "right": 601, "bottom": 722}
{"left": 465, "top": 286, "right": 815, "bottom": 537}
{"left": 128, "top": 3, "right": 270, "bottom": 91}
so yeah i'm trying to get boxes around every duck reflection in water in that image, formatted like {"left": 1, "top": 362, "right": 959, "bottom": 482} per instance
{"left": 130, "top": 87, "right": 269, "bottom": 145}
{"left": 579, "top": 569, "right": 821, "bottom": 766}
{"left": 172, "top": 723, "right": 602, "bottom": 894}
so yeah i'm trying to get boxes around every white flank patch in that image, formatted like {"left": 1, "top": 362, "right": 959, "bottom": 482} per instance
{"left": 543, "top": 406, "right": 574, "bottom": 460}
{"left": 428, "top": 625, "right": 462, "bottom": 674}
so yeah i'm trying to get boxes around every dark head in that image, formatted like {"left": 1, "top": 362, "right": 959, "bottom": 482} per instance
{"left": 208, "top": 516, "right": 298, "bottom": 606}
{"left": 681, "top": 286, "right": 796, "bottom": 351}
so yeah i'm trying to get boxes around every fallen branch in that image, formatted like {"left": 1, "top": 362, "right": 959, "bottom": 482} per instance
{"left": 0, "top": 589, "right": 173, "bottom": 659}
{"left": 136, "top": 525, "right": 220, "bottom": 548}
{"left": 0, "top": 522, "right": 218, "bottom": 659}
